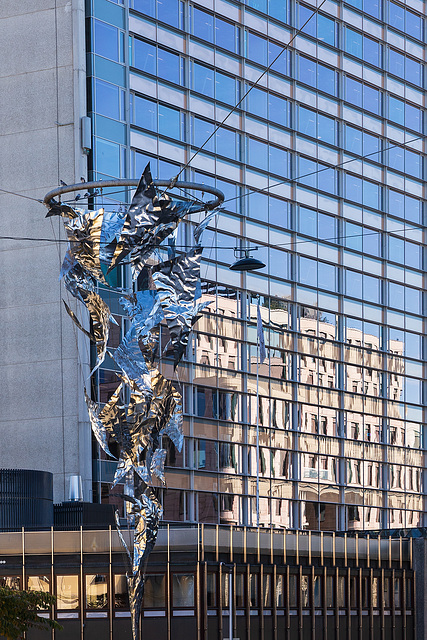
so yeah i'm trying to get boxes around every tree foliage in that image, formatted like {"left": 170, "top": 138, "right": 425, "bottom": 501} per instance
{"left": 0, "top": 586, "right": 63, "bottom": 640}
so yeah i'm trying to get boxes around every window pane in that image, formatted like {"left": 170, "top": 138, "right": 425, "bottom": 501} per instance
{"left": 157, "top": 0, "right": 180, "bottom": 27}
{"left": 158, "top": 48, "right": 180, "bottom": 83}
{"left": 94, "top": 20, "right": 119, "bottom": 61}
{"left": 57, "top": 576, "right": 79, "bottom": 610}
{"left": 194, "top": 63, "right": 214, "bottom": 97}
{"left": 114, "top": 575, "right": 129, "bottom": 609}
{"left": 145, "top": 575, "right": 166, "bottom": 607}
{"left": 193, "top": 7, "right": 213, "bottom": 42}
{"left": 134, "top": 39, "right": 156, "bottom": 74}
{"left": 159, "top": 104, "right": 180, "bottom": 139}
{"left": 173, "top": 574, "right": 194, "bottom": 607}
{"left": 86, "top": 574, "right": 108, "bottom": 609}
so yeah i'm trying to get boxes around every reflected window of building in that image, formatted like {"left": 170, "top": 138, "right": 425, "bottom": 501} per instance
{"left": 249, "top": 573, "right": 258, "bottom": 608}
{"left": 349, "top": 576, "right": 357, "bottom": 608}
{"left": 337, "top": 575, "right": 346, "bottom": 608}
{"left": 144, "top": 575, "right": 166, "bottom": 608}
{"left": 86, "top": 574, "right": 108, "bottom": 609}
{"left": 263, "top": 574, "right": 271, "bottom": 607}
{"left": 235, "top": 573, "right": 245, "bottom": 608}
{"left": 326, "top": 575, "right": 334, "bottom": 608}
{"left": 1, "top": 576, "right": 21, "bottom": 590}
{"left": 313, "top": 575, "right": 322, "bottom": 607}
{"left": 28, "top": 576, "right": 50, "bottom": 593}
{"left": 394, "top": 577, "right": 401, "bottom": 608}
{"left": 207, "top": 573, "right": 217, "bottom": 607}
{"left": 56, "top": 575, "right": 79, "bottom": 610}
{"left": 289, "top": 574, "right": 298, "bottom": 608}
{"left": 173, "top": 574, "right": 194, "bottom": 608}
{"left": 301, "top": 575, "right": 310, "bottom": 608}
{"left": 114, "top": 575, "right": 129, "bottom": 609}
{"left": 163, "top": 489, "right": 186, "bottom": 522}
{"left": 383, "top": 576, "right": 391, "bottom": 608}
{"left": 406, "top": 578, "right": 412, "bottom": 608}
{"left": 197, "top": 492, "right": 219, "bottom": 524}
{"left": 275, "top": 575, "right": 283, "bottom": 607}
{"left": 371, "top": 577, "right": 378, "bottom": 608}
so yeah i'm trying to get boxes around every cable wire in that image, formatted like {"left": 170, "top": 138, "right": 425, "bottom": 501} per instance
{"left": 158, "top": 0, "right": 329, "bottom": 196}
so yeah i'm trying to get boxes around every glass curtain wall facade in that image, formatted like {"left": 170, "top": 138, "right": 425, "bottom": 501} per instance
{"left": 86, "top": 0, "right": 426, "bottom": 531}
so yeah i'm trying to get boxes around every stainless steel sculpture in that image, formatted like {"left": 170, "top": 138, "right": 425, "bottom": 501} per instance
{"left": 44, "top": 166, "right": 223, "bottom": 639}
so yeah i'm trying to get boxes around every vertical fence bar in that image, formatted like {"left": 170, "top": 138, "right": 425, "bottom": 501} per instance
{"left": 335, "top": 566, "right": 339, "bottom": 640}
{"left": 109, "top": 526, "right": 113, "bottom": 640}
{"left": 273, "top": 564, "right": 277, "bottom": 640}
{"left": 216, "top": 525, "right": 219, "bottom": 563}
{"left": 344, "top": 533, "right": 347, "bottom": 567}
{"left": 80, "top": 527, "right": 84, "bottom": 640}
{"left": 321, "top": 531, "right": 324, "bottom": 566}
{"left": 369, "top": 568, "right": 374, "bottom": 640}
{"left": 233, "top": 563, "right": 237, "bottom": 639}
{"left": 333, "top": 532, "right": 336, "bottom": 567}
{"left": 270, "top": 527, "right": 273, "bottom": 565}
{"left": 51, "top": 526, "right": 55, "bottom": 640}
{"left": 167, "top": 524, "right": 171, "bottom": 640}
{"left": 285, "top": 565, "right": 290, "bottom": 640}
{"left": 244, "top": 525, "right": 247, "bottom": 564}
{"left": 230, "top": 524, "right": 233, "bottom": 564}
{"left": 203, "top": 562, "right": 208, "bottom": 640}
{"left": 283, "top": 529, "right": 286, "bottom": 565}
{"left": 322, "top": 567, "right": 327, "bottom": 640}
{"left": 201, "top": 523, "right": 205, "bottom": 562}
{"left": 356, "top": 533, "right": 359, "bottom": 568}
{"left": 218, "top": 562, "right": 223, "bottom": 640}
{"left": 391, "top": 568, "right": 395, "bottom": 640}
{"left": 196, "top": 561, "right": 201, "bottom": 640}
{"left": 260, "top": 564, "right": 264, "bottom": 640}
{"left": 402, "top": 568, "right": 406, "bottom": 640}
{"left": 308, "top": 531, "right": 312, "bottom": 565}
{"left": 358, "top": 567, "right": 362, "bottom": 640}
{"left": 367, "top": 534, "right": 370, "bottom": 569}
{"left": 246, "top": 564, "right": 251, "bottom": 640}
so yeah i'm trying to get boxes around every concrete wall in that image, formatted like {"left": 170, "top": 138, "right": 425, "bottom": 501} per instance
{"left": 0, "top": 0, "right": 92, "bottom": 501}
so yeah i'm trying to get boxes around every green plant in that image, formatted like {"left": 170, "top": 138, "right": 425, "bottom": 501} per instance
{"left": 0, "top": 586, "right": 62, "bottom": 640}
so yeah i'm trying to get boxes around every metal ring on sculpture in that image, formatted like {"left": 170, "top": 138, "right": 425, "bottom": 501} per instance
{"left": 43, "top": 178, "right": 224, "bottom": 211}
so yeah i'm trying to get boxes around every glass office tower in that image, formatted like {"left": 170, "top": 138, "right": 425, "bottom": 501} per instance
{"left": 86, "top": 0, "right": 425, "bottom": 531}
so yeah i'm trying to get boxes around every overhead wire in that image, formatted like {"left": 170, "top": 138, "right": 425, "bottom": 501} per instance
{"left": 157, "top": 0, "right": 330, "bottom": 196}
{"left": 0, "top": 222, "right": 420, "bottom": 252}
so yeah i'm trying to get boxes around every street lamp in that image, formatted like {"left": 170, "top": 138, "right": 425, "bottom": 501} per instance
{"left": 229, "top": 248, "right": 265, "bottom": 271}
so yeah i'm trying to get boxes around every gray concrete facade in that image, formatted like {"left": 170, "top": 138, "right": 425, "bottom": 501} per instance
{"left": 0, "top": 0, "right": 92, "bottom": 502}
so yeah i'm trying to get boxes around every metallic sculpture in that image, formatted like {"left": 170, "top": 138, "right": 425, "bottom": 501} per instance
{"left": 45, "top": 165, "right": 223, "bottom": 639}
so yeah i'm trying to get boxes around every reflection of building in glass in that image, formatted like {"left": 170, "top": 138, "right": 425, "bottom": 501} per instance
{"left": 84, "top": 0, "right": 426, "bottom": 534}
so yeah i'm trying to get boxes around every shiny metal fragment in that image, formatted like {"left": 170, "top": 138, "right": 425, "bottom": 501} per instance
{"left": 150, "top": 448, "right": 167, "bottom": 483}
{"left": 121, "top": 488, "right": 162, "bottom": 640}
{"left": 112, "top": 325, "right": 152, "bottom": 392}
{"left": 193, "top": 210, "right": 217, "bottom": 246}
{"left": 152, "top": 247, "right": 213, "bottom": 365}
{"left": 63, "top": 261, "right": 96, "bottom": 304}
{"left": 62, "top": 207, "right": 107, "bottom": 283}
{"left": 84, "top": 389, "right": 116, "bottom": 459}
{"left": 108, "top": 164, "right": 201, "bottom": 277}
{"left": 99, "top": 209, "right": 127, "bottom": 269}
{"left": 160, "top": 389, "right": 184, "bottom": 451}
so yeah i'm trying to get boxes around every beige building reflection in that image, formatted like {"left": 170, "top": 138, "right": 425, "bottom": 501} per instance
{"left": 160, "top": 290, "right": 423, "bottom": 531}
